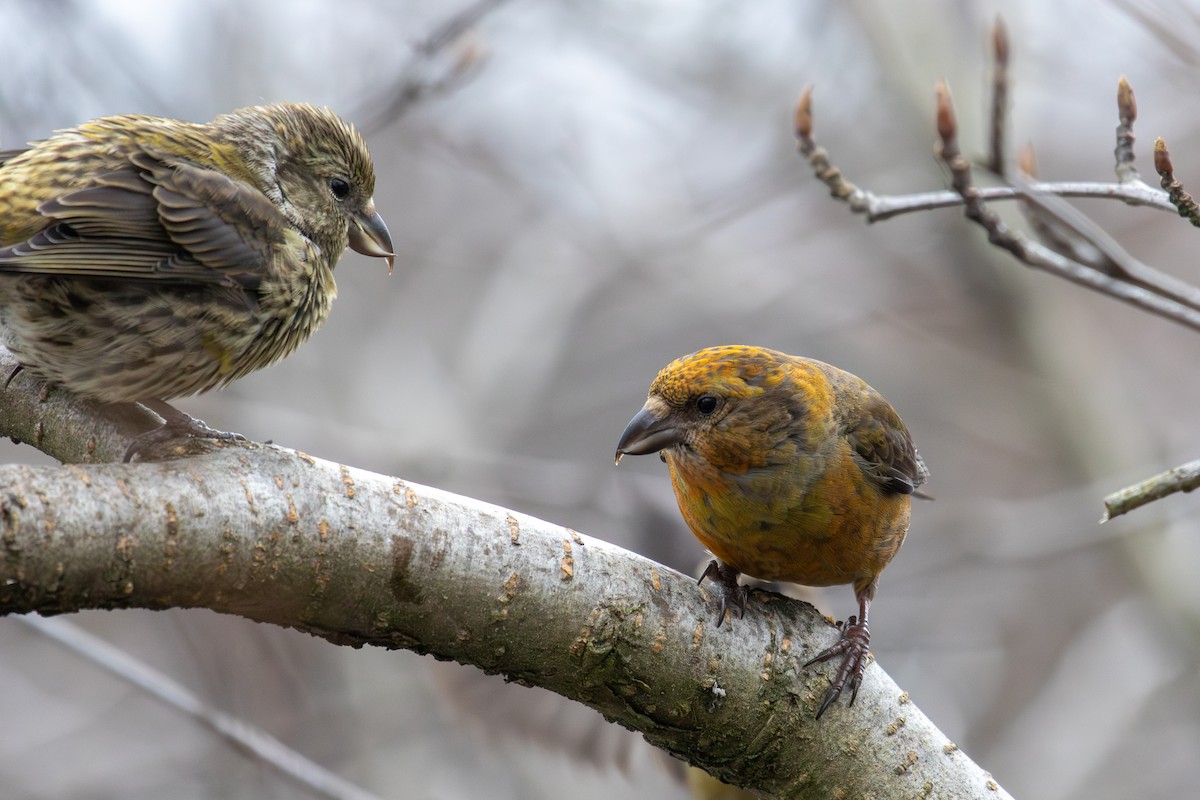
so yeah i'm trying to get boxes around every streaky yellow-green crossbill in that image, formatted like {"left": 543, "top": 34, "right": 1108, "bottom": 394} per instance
{"left": 617, "top": 345, "right": 928, "bottom": 717}
{"left": 0, "top": 103, "right": 394, "bottom": 457}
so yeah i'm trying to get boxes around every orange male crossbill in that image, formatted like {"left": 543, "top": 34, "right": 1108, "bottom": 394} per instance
{"left": 0, "top": 103, "right": 394, "bottom": 458}
{"left": 616, "top": 345, "right": 928, "bottom": 716}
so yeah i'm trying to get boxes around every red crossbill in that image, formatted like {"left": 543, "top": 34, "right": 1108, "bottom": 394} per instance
{"left": 616, "top": 345, "right": 928, "bottom": 717}
{"left": 0, "top": 103, "right": 394, "bottom": 458}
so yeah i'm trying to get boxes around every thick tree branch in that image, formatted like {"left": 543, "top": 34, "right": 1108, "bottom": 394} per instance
{"left": 0, "top": 447, "right": 1008, "bottom": 797}
{"left": 0, "top": 348, "right": 1011, "bottom": 798}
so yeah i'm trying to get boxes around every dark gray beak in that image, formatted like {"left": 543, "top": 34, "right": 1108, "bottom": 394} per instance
{"left": 615, "top": 402, "right": 681, "bottom": 465}
{"left": 348, "top": 198, "right": 395, "bottom": 272}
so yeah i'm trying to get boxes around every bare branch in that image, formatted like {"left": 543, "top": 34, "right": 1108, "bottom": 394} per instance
{"left": 796, "top": 82, "right": 1200, "bottom": 335}
{"left": 793, "top": 86, "right": 865, "bottom": 208}
{"left": 1, "top": 360, "right": 160, "bottom": 464}
{"left": 865, "top": 182, "right": 1174, "bottom": 220}
{"left": 1013, "top": 177, "right": 1200, "bottom": 312}
{"left": 798, "top": 51, "right": 1200, "bottom": 523}
{"left": 415, "top": 0, "right": 508, "bottom": 56}
{"left": 794, "top": 89, "right": 1175, "bottom": 224}
{"left": 1102, "top": 459, "right": 1200, "bottom": 522}
{"left": 932, "top": 82, "right": 1200, "bottom": 334}
{"left": 801, "top": 65, "right": 1200, "bottom": 521}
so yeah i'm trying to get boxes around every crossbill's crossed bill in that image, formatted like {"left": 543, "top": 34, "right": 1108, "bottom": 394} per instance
{"left": 616, "top": 345, "right": 928, "bottom": 717}
{"left": 0, "top": 103, "right": 394, "bottom": 458}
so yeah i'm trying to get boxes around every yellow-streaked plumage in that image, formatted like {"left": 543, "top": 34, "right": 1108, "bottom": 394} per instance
{"left": 0, "top": 103, "right": 394, "bottom": 406}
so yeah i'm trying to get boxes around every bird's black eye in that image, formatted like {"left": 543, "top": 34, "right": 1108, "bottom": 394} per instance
{"left": 696, "top": 395, "right": 719, "bottom": 415}
{"left": 330, "top": 178, "right": 351, "bottom": 201}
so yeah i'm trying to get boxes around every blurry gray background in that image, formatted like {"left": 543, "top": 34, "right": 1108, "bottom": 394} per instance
{"left": 3, "top": 0, "right": 1200, "bottom": 797}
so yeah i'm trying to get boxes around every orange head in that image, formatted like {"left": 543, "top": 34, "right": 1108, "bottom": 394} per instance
{"left": 615, "top": 345, "right": 927, "bottom": 585}
{"left": 616, "top": 345, "right": 836, "bottom": 477}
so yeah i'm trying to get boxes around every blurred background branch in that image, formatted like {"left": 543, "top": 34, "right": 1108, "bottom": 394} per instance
{"left": 360, "top": 0, "right": 509, "bottom": 130}
{"left": 17, "top": 615, "right": 387, "bottom": 800}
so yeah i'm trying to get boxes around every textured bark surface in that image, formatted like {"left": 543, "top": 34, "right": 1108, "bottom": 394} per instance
{"left": 0, "top": 455, "right": 1010, "bottom": 798}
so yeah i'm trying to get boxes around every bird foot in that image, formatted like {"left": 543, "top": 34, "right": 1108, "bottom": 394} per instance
{"left": 124, "top": 401, "right": 246, "bottom": 463}
{"left": 805, "top": 615, "right": 871, "bottom": 718}
{"left": 699, "top": 560, "right": 750, "bottom": 628}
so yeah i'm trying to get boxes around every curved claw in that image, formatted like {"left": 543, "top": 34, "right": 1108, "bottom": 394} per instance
{"left": 699, "top": 560, "right": 749, "bottom": 627}
{"left": 805, "top": 615, "right": 871, "bottom": 718}
{"left": 124, "top": 400, "right": 247, "bottom": 462}
{"left": 3, "top": 363, "right": 25, "bottom": 391}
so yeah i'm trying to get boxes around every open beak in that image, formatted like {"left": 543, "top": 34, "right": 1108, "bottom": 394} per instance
{"left": 348, "top": 199, "right": 395, "bottom": 273}
{"left": 615, "top": 401, "right": 681, "bottom": 465}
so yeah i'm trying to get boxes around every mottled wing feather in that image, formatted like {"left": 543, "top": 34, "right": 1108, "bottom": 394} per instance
{"left": 0, "top": 167, "right": 170, "bottom": 273}
{"left": 844, "top": 392, "right": 928, "bottom": 495}
{"left": 0, "top": 147, "right": 30, "bottom": 166}
{"left": 0, "top": 222, "right": 169, "bottom": 273}
{"left": 134, "top": 150, "right": 284, "bottom": 289}
{"left": 39, "top": 170, "right": 165, "bottom": 240}
{"left": 0, "top": 148, "right": 283, "bottom": 291}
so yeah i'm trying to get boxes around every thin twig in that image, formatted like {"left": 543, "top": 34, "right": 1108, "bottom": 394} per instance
{"left": 18, "top": 615, "right": 384, "bottom": 800}
{"left": 793, "top": 90, "right": 1175, "bottom": 223}
{"left": 1015, "top": 141, "right": 1113, "bottom": 271}
{"left": 1013, "top": 76, "right": 1200, "bottom": 301}
{"left": 988, "top": 16, "right": 1010, "bottom": 176}
{"left": 415, "top": 0, "right": 508, "bottom": 55}
{"left": 794, "top": 86, "right": 867, "bottom": 208}
{"left": 802, "top": 59, "right": 1200, "bottom": 522}
{"left": 865, "top": 181, "right": 1175, "bottom": 220}
{"left": 795, "top": 84, "right": 1200, "bottom": 333}
{"left": 933, "top": 81, "right": 1200, "bottom": 334}
{"left": 1115, "top": 77, "right": 1141, "bottom": 184}
{"left": 1101, "top": 459, "right": 1200, "bottom": 522}
{"left": 1154, "top": 136, "right": 1200, "bottom": 227}
{"left": 1013, "top": 175, "right": 1200, "bottom": 312}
